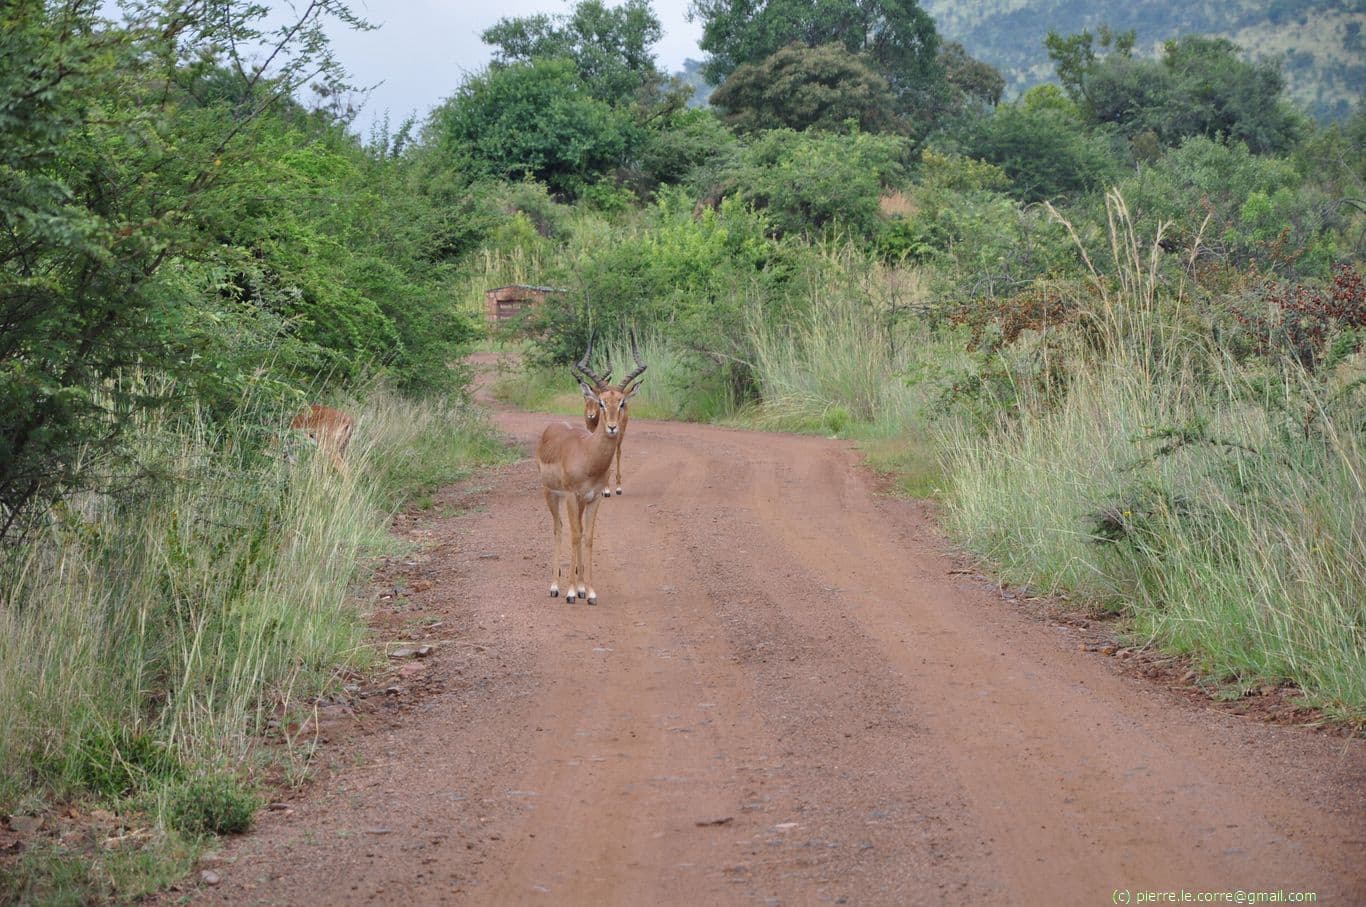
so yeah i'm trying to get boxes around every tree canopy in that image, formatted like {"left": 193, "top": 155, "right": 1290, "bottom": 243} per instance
{"left": 691, "top": 0, "right": 941, "bottom": 107}
{"left": 709, "top": 42, "right": 896, "bottom": 134}
{"left": 1046, "top": 29, "right": 1306, "bottom": 154}
{"left": 483, "top": 0, "right": 666, "bottom": 104}
{"left": 427, "top": 58, "right": 635, "bottom": 198}
{"left": 952, "top": 103, "right": 1121, "bottom": 203}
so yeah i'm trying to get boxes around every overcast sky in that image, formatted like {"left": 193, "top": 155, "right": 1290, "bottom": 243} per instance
{"left": 327, "top": 1, "right": 704, "bottom": 138}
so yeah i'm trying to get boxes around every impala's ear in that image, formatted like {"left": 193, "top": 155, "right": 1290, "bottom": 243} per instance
{"left": 624, "top": 379, "right": 644, "bottom": 400}
{"left": 578, "top": 378, "right": 603, "bottom": 405}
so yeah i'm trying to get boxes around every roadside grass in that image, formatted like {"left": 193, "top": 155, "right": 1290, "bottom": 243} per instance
{"left": 941, "top": 195, "right": 1365, "bottom": 721}
{"left": 858, "top": 434, "right": 947, "bottom": 499}
{"left": 0, "top": 379, "right": 511, "bottom": 903}
{"left": 942, "top": 350, "right": 1366, "bottom": 721}
{"left": 1, "top": 833, "right": 198, "bottom": 907}
{"left": 491, "top": 363, "right": 584, "bottom": 416}
{"left": 730, "top": 272, "right": 954, "bottom": 499}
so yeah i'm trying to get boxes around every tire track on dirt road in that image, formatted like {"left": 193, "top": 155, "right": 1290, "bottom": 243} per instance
{"left": 189, "top": 361, "right": 1365, "bottom": 905}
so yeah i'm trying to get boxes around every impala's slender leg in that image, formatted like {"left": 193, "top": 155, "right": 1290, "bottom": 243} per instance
{"left": 582, "top": 493, "right": 603, "bottom": 604}
{"left": 613, "top": 441, "right": 623, "bottom": 496}
{"left": 565, "top": 493, "right": 583, "bottom": 603}
{"left": 573, "top": 493, "right": 590, "bottom": 599}
{"left": 545, "top": 489, "right": 563, "bottom": 597}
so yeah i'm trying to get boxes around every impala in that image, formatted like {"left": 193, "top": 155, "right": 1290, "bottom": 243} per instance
{"left": 291, "top": 405, "right": 355, "bottom": 476}
{"left": 574, "top": 332, "right": 648, "bottom": 498}
{"left": 536, "top": 342, "right": 645, "bottom": 604}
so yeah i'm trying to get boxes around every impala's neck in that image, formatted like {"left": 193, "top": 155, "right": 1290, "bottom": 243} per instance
{"left": 574, "top": 405, "right": 617, "bottom": 470}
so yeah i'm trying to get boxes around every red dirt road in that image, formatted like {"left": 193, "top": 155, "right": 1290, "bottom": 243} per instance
{"left": 190, "top": 361, "right": 1365, "bottom": 905}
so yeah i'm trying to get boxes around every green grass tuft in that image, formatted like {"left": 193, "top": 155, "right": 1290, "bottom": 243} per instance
{"left": 167, "top": 773, "right": 259, "bottom": 836}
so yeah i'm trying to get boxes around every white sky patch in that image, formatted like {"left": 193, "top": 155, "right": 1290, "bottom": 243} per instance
{"left": 327, "top": 0, "right": 704, "bottom": 138}
{"left": 94, "top": 1, "right": 704, "bottom": 139}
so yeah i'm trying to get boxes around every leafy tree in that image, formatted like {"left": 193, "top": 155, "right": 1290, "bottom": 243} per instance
{"left": 937, "top": 41, "right": 1006, "bottom": 113}
{"left": 1018, "top": 84, "right": 1081, "bottom": 118}
{"left": 953, "top": 104, "right": 1122, "bottom": 203}
{"left": 716, "top": 129, "right": 909, "bottom": 238}
{"left": 426, "top": 58, "right": 635, "bottom": 197}
{"left": 483, "top": 0, "right": 666, "bottom": 105}
{"left": 709, "top": 43, "right": 896, "bottom": 134}
{"left": 1156, "top": 36, "right": 1305, "bottom": 154}
{"left": 212, "top": 124, "right": 482, "bottom": 393}
{"left": 0, "top": 0, "right": 366, "bottom": 536}
{"left": 1043, "top": 25, "right": 1136, "bottom": 107}
{"left": 627, "top": 107, "right": 739, "bottom": 195}
{"left": 692, "top": 0, "right": 941, "bottom": 110}
{"left": 1046, "top": 28, "right": 1306, "bottom": 154}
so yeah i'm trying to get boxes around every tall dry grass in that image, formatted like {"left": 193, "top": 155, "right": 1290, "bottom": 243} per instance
{"left": 742, "top": 256, "right": 963, "bottom": 440}
{"left": 941, "top": 191, "right": 1366, "bottom": 718}
{"left": 0, "top": 382, "right": 508, "bottom": 808}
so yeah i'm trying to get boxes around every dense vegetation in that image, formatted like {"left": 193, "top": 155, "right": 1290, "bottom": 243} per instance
{"left": 1, "top": 2, "right": 508, "bottom": 900}
{"left": 919, "top": 0, "right": 1364, "bottom": 121}
{"left": 2, "top": 0, "right": 1362, "bottom": 898}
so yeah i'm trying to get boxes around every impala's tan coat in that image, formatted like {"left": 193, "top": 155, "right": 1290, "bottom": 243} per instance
{"left": 577, "top": 334, "right": 648, "bottom": 497}
{"left": 582, "top": 394, "right": 629, "bottom": 496}
{"left": 291, "top": 404, "right": 354, "bottom": 476}
{"left": 536, "top": 383, "right": 636, "bottom": 604}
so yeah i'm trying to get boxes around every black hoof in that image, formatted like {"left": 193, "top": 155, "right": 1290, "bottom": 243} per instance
{"left": 602, "top": 489, "right": 611, "bottom": 498}
{"left": 549, "top": 589, "right": 558, "bottom": 598}
{"left": 587, "top": 596, "right": 597, "bottom": 605}
{"left": 566, "top": 594, "right": 577, "bottom": 603}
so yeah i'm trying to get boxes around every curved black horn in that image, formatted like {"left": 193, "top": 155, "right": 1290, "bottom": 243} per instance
{"left": 620, "top": 329, "right": 648, "bottom": 387}
{"left": 574, "top": 334, "right": 608, "bottom": 387}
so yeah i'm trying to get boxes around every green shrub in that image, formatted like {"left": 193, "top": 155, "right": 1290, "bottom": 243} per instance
{"left": 718, "top": 128, "right": 908, "bottom": 239}
{"left": 492, "top": 179, "right": 575, "bottom": 239}
{"left": 427, "top": 58, "right": 636, "bottom": 198}
{"left": 167, "top": 773, "right": 258, "bottom": 836}
{"left": 952, "top": 103, "right": 1122, "bottom": 203}
{"left": 890, "top": 151, "right": 1069, "bottom": 283}
{"left": 628, "top": 107, "right": 737, "bottom": 195}
{"left": 1107, "top": 136, "right": 1335, "bottom": 278}
{"left": 65, "top": 725, "right": 183, "bottom": 799}
{"left": 528, "top": 190, "right": 796, "bottom": 377}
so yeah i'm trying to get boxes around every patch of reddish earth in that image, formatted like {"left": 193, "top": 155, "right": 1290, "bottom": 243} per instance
{"left": 178, "top": 356, "right": 1365, "bottom": 906}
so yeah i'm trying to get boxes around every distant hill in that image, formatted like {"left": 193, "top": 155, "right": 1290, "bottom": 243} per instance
{"left": 921, "top": 0, "right": 1364, "bottom": 121}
